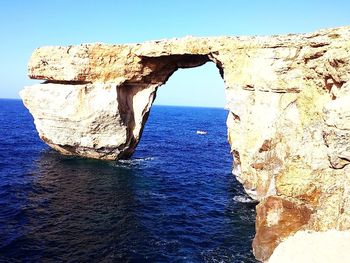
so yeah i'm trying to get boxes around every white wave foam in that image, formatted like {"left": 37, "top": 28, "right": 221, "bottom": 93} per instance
{"left": 110, "top": 157, "right": 155, "bottom": 168}
{"left": 119, "top": 157, "right": 155, "bottom": 164}
{"left": 232, "top": 195, "right": 256, "bottom": 203}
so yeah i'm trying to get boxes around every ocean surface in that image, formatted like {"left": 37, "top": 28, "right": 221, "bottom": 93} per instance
{"left": 0, "top": 99, "right": 258, "bottom": 263}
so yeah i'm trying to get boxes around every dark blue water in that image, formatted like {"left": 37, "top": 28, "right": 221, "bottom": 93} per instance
{"left": 0, "top": 99, "right": 257, "bottom": 263}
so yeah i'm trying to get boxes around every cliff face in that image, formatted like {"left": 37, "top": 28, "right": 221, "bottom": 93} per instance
{"left": 20, "top": 26, "right": 350, "bottom": 262}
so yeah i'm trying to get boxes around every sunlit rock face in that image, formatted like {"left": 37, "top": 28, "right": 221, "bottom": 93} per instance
{"left": 20, "top": 26, "right": 350, "bottom": 262}
{"left": 20, "top": 82, "right": 157, "bottom": 160}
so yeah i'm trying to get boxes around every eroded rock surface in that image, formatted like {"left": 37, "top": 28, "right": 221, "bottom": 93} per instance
{"left": 253, "top": 196, "right": 313, "bottom": 261}
{"left": 20, "top": 26, "right": 350, "bottom": 262}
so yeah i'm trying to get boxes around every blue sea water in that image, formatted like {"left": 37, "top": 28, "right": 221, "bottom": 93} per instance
{"left": 0, "top": 99, "right": 258, "bottom": 263}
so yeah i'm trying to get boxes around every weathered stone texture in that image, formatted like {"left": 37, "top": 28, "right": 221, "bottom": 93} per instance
{"left": 253, "top": 196, "right": 312, "bottom": 261}
{"left": 20, "top": 26, "right": 350, "bottom": 262}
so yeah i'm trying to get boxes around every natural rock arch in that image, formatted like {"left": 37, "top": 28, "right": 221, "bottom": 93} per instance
{"left": 20, "top": 27, "right": 350, "bottom": 262}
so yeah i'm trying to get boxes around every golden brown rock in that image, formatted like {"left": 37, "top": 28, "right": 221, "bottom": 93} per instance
{"left": 253, "top": 196, "right": 312, "bottom": 261}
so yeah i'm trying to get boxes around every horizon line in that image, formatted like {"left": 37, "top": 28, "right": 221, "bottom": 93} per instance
{"left": 0, "top": 97, "right": 225, "bottom": 109}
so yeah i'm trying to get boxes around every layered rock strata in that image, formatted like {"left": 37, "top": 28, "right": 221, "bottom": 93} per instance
{"left": 20, "top": 26, "right": 350, "bottom": 262}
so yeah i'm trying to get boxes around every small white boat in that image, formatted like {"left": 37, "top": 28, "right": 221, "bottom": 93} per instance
{"left": 196, "top": 130, "right": 207, "bottom": 135}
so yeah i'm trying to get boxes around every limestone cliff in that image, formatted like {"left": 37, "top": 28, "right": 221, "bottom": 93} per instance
{"left": 20, "top": 26, "right": 350, "bottom": 262}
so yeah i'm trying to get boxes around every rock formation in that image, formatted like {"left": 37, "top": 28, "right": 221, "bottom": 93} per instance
{"left": 20, "top": 26, "right": 350, "bottom": 262}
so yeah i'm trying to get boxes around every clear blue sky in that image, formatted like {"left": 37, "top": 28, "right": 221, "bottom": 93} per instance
{"left": 1, "top": 0, "right": 350, "bottom": 107}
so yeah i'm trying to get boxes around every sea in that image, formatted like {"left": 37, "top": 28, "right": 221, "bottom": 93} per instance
{"left": 0, "top": 99, "right": 258, "bottom": 263}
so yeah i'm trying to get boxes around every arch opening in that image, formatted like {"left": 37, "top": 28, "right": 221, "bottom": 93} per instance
{"left": 130, "top": 61, "right": 257, "bottom": 262}
{"left": 154, "top": 61, "right": 225, "bottom": 108}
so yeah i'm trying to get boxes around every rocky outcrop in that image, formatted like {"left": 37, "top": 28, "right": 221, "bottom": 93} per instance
{"left": 20, "top": 26, "right": 350, "bottom": 262}
{"left": 21, "top": 82, "right": 157, "bottom": 159}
